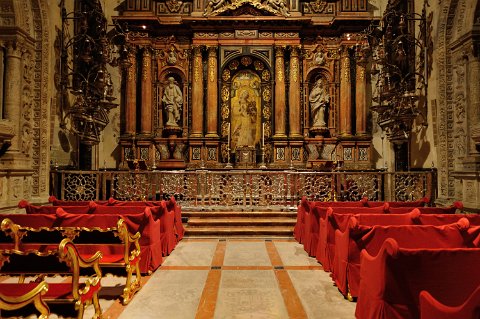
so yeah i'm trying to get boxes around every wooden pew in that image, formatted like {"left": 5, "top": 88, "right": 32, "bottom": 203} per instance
{"left": 356, "top": 238, "right": 480, "bottom": 319}
{"left": 336, "top": 218, "right": 480, "bottom": 301}
{"left": 0, "top": 281, "right": 49, "bottom": 318}
{"left": 1, "top": 210, "right": 142, "bottom": 305}
{"left": 0, "top": 238, "right": 103, "bottom": 319}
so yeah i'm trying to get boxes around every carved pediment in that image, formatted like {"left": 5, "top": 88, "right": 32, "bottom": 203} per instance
{"left": 204, "top": 0, "right": 290, "bottom": 17}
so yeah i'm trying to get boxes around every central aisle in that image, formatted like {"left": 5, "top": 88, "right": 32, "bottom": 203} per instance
{"left": 116, "top": 239, "right": 356, "bottom": 319}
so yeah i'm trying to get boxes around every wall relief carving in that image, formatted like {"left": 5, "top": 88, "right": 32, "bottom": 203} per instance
{"left": 204, "top": 0, "right": 290, "bottom": 17}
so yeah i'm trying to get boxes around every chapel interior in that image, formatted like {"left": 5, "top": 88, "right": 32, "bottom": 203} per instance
{"left": 0, "top": 0, "right": 480, "bottom": 318}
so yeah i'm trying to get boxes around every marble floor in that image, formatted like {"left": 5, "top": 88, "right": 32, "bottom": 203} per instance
{"left": 2, "top": 239, "right": 357, "bottom": 318}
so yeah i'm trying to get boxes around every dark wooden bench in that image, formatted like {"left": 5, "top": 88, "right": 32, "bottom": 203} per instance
{"left": 0, "top": 238, "right": 102, "bottom": 319}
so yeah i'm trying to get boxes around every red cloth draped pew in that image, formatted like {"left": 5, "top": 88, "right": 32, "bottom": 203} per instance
{"left": 48, "top": 195, "right": 108, "bottom": 206}
{"left": 419, "top": 285, "right": 480, "bottom": 319}
{"left": 1, "top": 210, "right": 143, "bottom": 305}
{"left": 315, "top": 205, "right": 388, "bottom": 271}
{"left": 2, "top": 209, "right": 162, "bottom": 274}
{"left": 389, "top": 201, "right": 463, "bottom": 214}
{"left": 356, "top": 238, "right": 480, "bottom": 319}
{"left": 337, "top": 218, "right": 480, "bottom": 301}
{"left": 21, "top": 197, "right": 184, "bottom": 258}
{"left": 167, "top": 197, "right": 185, "bottom": 241}
{"left": 148, "top": 205, "right": 178, "bottom": 256}
{"left": 413, "top": 212, "right": 480, "bottom": 226}
{"left": 294, "top": 197, "right": 366, "bottom": 245}
{"left": 19, "top": 200, "right": 95, "bottom": 214}
{"left": 48, "top": 195, "right": 168, "bottom": 207}
{"left": 332, "top": 210, "right": 421, "bottom": 298}
{"left": 366, "top": 196, "right": 430, "bottom": 207}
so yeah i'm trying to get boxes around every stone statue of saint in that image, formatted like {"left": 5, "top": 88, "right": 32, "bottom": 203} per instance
{"left": 309, "top": 78, "right": 329, "bottom": 128}
{"left": 162, "top": 77, "right": 183, "bottom": 127}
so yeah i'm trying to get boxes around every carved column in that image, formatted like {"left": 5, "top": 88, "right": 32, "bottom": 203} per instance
{"left": 125, "top": 48, "right": 137, "bottom": 135}
{"left": 289, "top": 46, "right": 302, "bottom": 138}
{"left": 339, "top": 47, "right": 352, "bottom": 136}
{"left": 191, "top": 46, "right": 204, "bottom": 137}
{"left": 206, "top": 46, "right": 218, "bottom": 138}
{"left": 356, "top": 60, "right": 367, "bottom": 136}
{"left": 3, "top": 41, "right": 24, "bottom": 151}
{"left": 141, "top": 48, "right": 152, "bottom": 134}
{"left": 0, "top": 46, "right": 3, "bottom": 116}
{"left": 274, "top": 46, "right": 286, "bottom": 138}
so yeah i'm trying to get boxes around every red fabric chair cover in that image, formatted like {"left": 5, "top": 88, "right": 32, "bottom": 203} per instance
{"left": 90, "top": 204, "right": 148, "bottom": 215}
{"left": 19, "top": 201, "right": 94, "bottom": 214}
{"left": 302, "top": 205, "right": 326, "bottom": 256}
{"left": 389, "top": 205, "right": 461, "bottom": 215}
{"left": 356, "top": 238, "right": 480, "bottom": 319}
{"left": 419, "top": 285, "right": 480, "bottom": 319}
{"left": 294, "top": 196, "right": 309, "bottom": 243}
{"left": 341, "top": 219, "right": 478, "bottom": 300}
{"left": 332, "top": 209, "right": 418, "bottom": 297}
{"left": 167, "top": 197, "right": 185, "bottom": 241}
{"left": 56, "top": 207, "right": 162, "bottom": 273}
{"left": 48, "top": 196, "right": 109, "bottom": 206}
{"left": 1, "top": 209, "right": 162, "bottom": 273}
{"left": 415, "top": 213, "right": 480, "bottom": 226}
{"left": 367, "top": 197, "right": 430, "bottom": 208}
{"left": 148, "top": 203, "right": 177, "bottom": 256}
{"left": 316, "top": 204, "right": 388, "bottom": 271}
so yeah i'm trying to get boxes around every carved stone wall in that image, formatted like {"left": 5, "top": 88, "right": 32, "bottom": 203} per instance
{"left": 0, "top": 0, "right": 51, "bottom": 211}
{"left": 432, "top": 0, "right": 480, "bottom": 210}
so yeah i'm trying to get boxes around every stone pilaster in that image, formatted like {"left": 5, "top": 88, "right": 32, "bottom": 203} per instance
{"left": 289, "top": 46, "right": 302, "bottom": 138}
{"left": 191, "top": 46, "right": 204, "bottom": 138}
{"left": 206, "top": 46, "right": 218, "bottom": 138}
{"left": 274, "top": 46, "right": 286, "bottom": 138}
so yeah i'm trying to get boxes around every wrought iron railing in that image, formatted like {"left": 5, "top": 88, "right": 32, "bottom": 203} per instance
{"left": 50, "top": 169, "right": 436, "bottom": 210}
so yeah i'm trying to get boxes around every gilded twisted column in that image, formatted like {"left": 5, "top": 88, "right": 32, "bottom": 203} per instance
{"left": 191, "top": 46, "right": 204, "bottom": 137}
{"left": 3, "top": 41, "right": 24, "bottom": 151}
{"left": 289, "top": 46, "right": 302, "bottom": 138}
{"left": 125, "top": 48, "right": 137, "bottom": 135}
{"left": 356, "top": 60, "right": 367, "bottom": 136}
{"left": 206, "top": 46, "right": 218, "bottom": 138}
{"left": 141, "top": 48, "right": 152, "bottom": 134}
{"left": 274, "top": 46, "right": 286, "bottom": 138}
{"left": 339, "top": 47, "right": 352, "bottom": 136}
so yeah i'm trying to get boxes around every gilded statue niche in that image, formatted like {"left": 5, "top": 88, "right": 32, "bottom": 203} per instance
{"left": 220, "top": 55, "right": 272, "bottom": 163}
{"left": 230, "top": 71, "right": 262, "bottom": 151}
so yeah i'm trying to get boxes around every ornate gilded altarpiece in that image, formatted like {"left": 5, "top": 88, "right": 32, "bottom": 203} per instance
{"left": 116, "top": 0, "right": 373, "bottom": 170}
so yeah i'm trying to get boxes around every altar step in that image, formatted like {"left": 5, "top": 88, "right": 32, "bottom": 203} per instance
{"left": 183, "top": 211, "right": 296, "bottom": 238}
